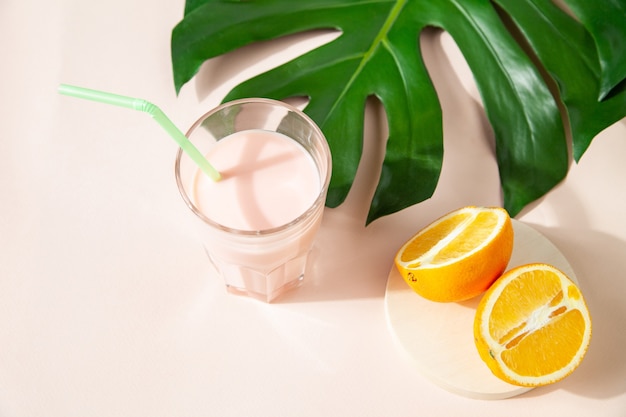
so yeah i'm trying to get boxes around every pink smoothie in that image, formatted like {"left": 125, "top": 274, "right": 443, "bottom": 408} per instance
{"left": 191, "top": 129, "right": 320, "bottom": 231}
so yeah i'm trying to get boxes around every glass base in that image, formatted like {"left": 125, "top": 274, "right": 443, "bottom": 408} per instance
{"left": 225, "top": 274, "right": 304, "bottom": 302}
{"left": 205, "top": 247, "right": 309, "bottom": 302}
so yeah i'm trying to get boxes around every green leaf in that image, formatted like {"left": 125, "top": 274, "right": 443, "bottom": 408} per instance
{"left": 493, "top": 0, "right": 626, "bottom": 160}
{"left": 561, "top": 0, "right": 626, "bottom": 100}
{"left": 171, "top": 0, "right": 626, "bottom": 223}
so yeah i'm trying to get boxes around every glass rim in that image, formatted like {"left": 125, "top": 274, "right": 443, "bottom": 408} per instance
{"left": 174, "top": 97, "right": 332, "bottom": 236}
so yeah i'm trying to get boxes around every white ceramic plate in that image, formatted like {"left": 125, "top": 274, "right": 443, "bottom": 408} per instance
{"left": 384, "top": 220, "right": 576, "bottom": 400}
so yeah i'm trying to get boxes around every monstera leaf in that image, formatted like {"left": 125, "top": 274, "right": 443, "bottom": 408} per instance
{"left": 171, "top": 0, "right": 626, "bottom": 224}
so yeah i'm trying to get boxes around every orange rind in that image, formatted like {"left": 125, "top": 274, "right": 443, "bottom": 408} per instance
{"left": 474, "top": 263, "right": 592, "bottom": 386}
{"left": 394, "top": 206, "right": 513, "bottom": 302}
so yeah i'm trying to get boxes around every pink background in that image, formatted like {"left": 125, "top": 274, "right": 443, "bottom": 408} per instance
{"left": 1, "top": 0, "right": 624, "bottom": 415}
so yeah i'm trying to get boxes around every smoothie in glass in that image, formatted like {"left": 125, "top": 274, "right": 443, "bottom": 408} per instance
{"left": 191, "top": 129, "right": 319, "bottom": 231}
{"left": 175, "top": 98, "right": 331, "bottom": 302}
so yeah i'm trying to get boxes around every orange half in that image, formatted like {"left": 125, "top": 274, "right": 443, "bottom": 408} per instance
{"left": 474, "top": 263, "right": 592, "bottom": 386}
{"left": 394, "top": 206, "right": 513, "bottom": 302}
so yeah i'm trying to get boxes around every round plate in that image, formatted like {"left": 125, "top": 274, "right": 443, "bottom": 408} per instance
{"left": 384, "top": 220, "right": 577, "bottom": 400}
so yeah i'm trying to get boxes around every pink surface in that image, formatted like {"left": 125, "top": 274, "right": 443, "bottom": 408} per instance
{"left": 1, "top": 1, "right": 625, "bottom": 416}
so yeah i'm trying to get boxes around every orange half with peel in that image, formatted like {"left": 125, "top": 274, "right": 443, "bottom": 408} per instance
{"left": 474, "top": 263, "right": 592, "bottom": 387}
{"left": 394, "top": 206, "right": 513, "bottom": 302}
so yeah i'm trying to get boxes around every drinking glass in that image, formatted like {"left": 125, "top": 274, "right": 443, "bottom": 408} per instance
{"left": 175, "top": 98, "right": 332, "bottom": 302}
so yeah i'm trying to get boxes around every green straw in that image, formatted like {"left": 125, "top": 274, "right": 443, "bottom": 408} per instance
{"left": 57, "top": 84, "right": 221, "bottom": 181}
